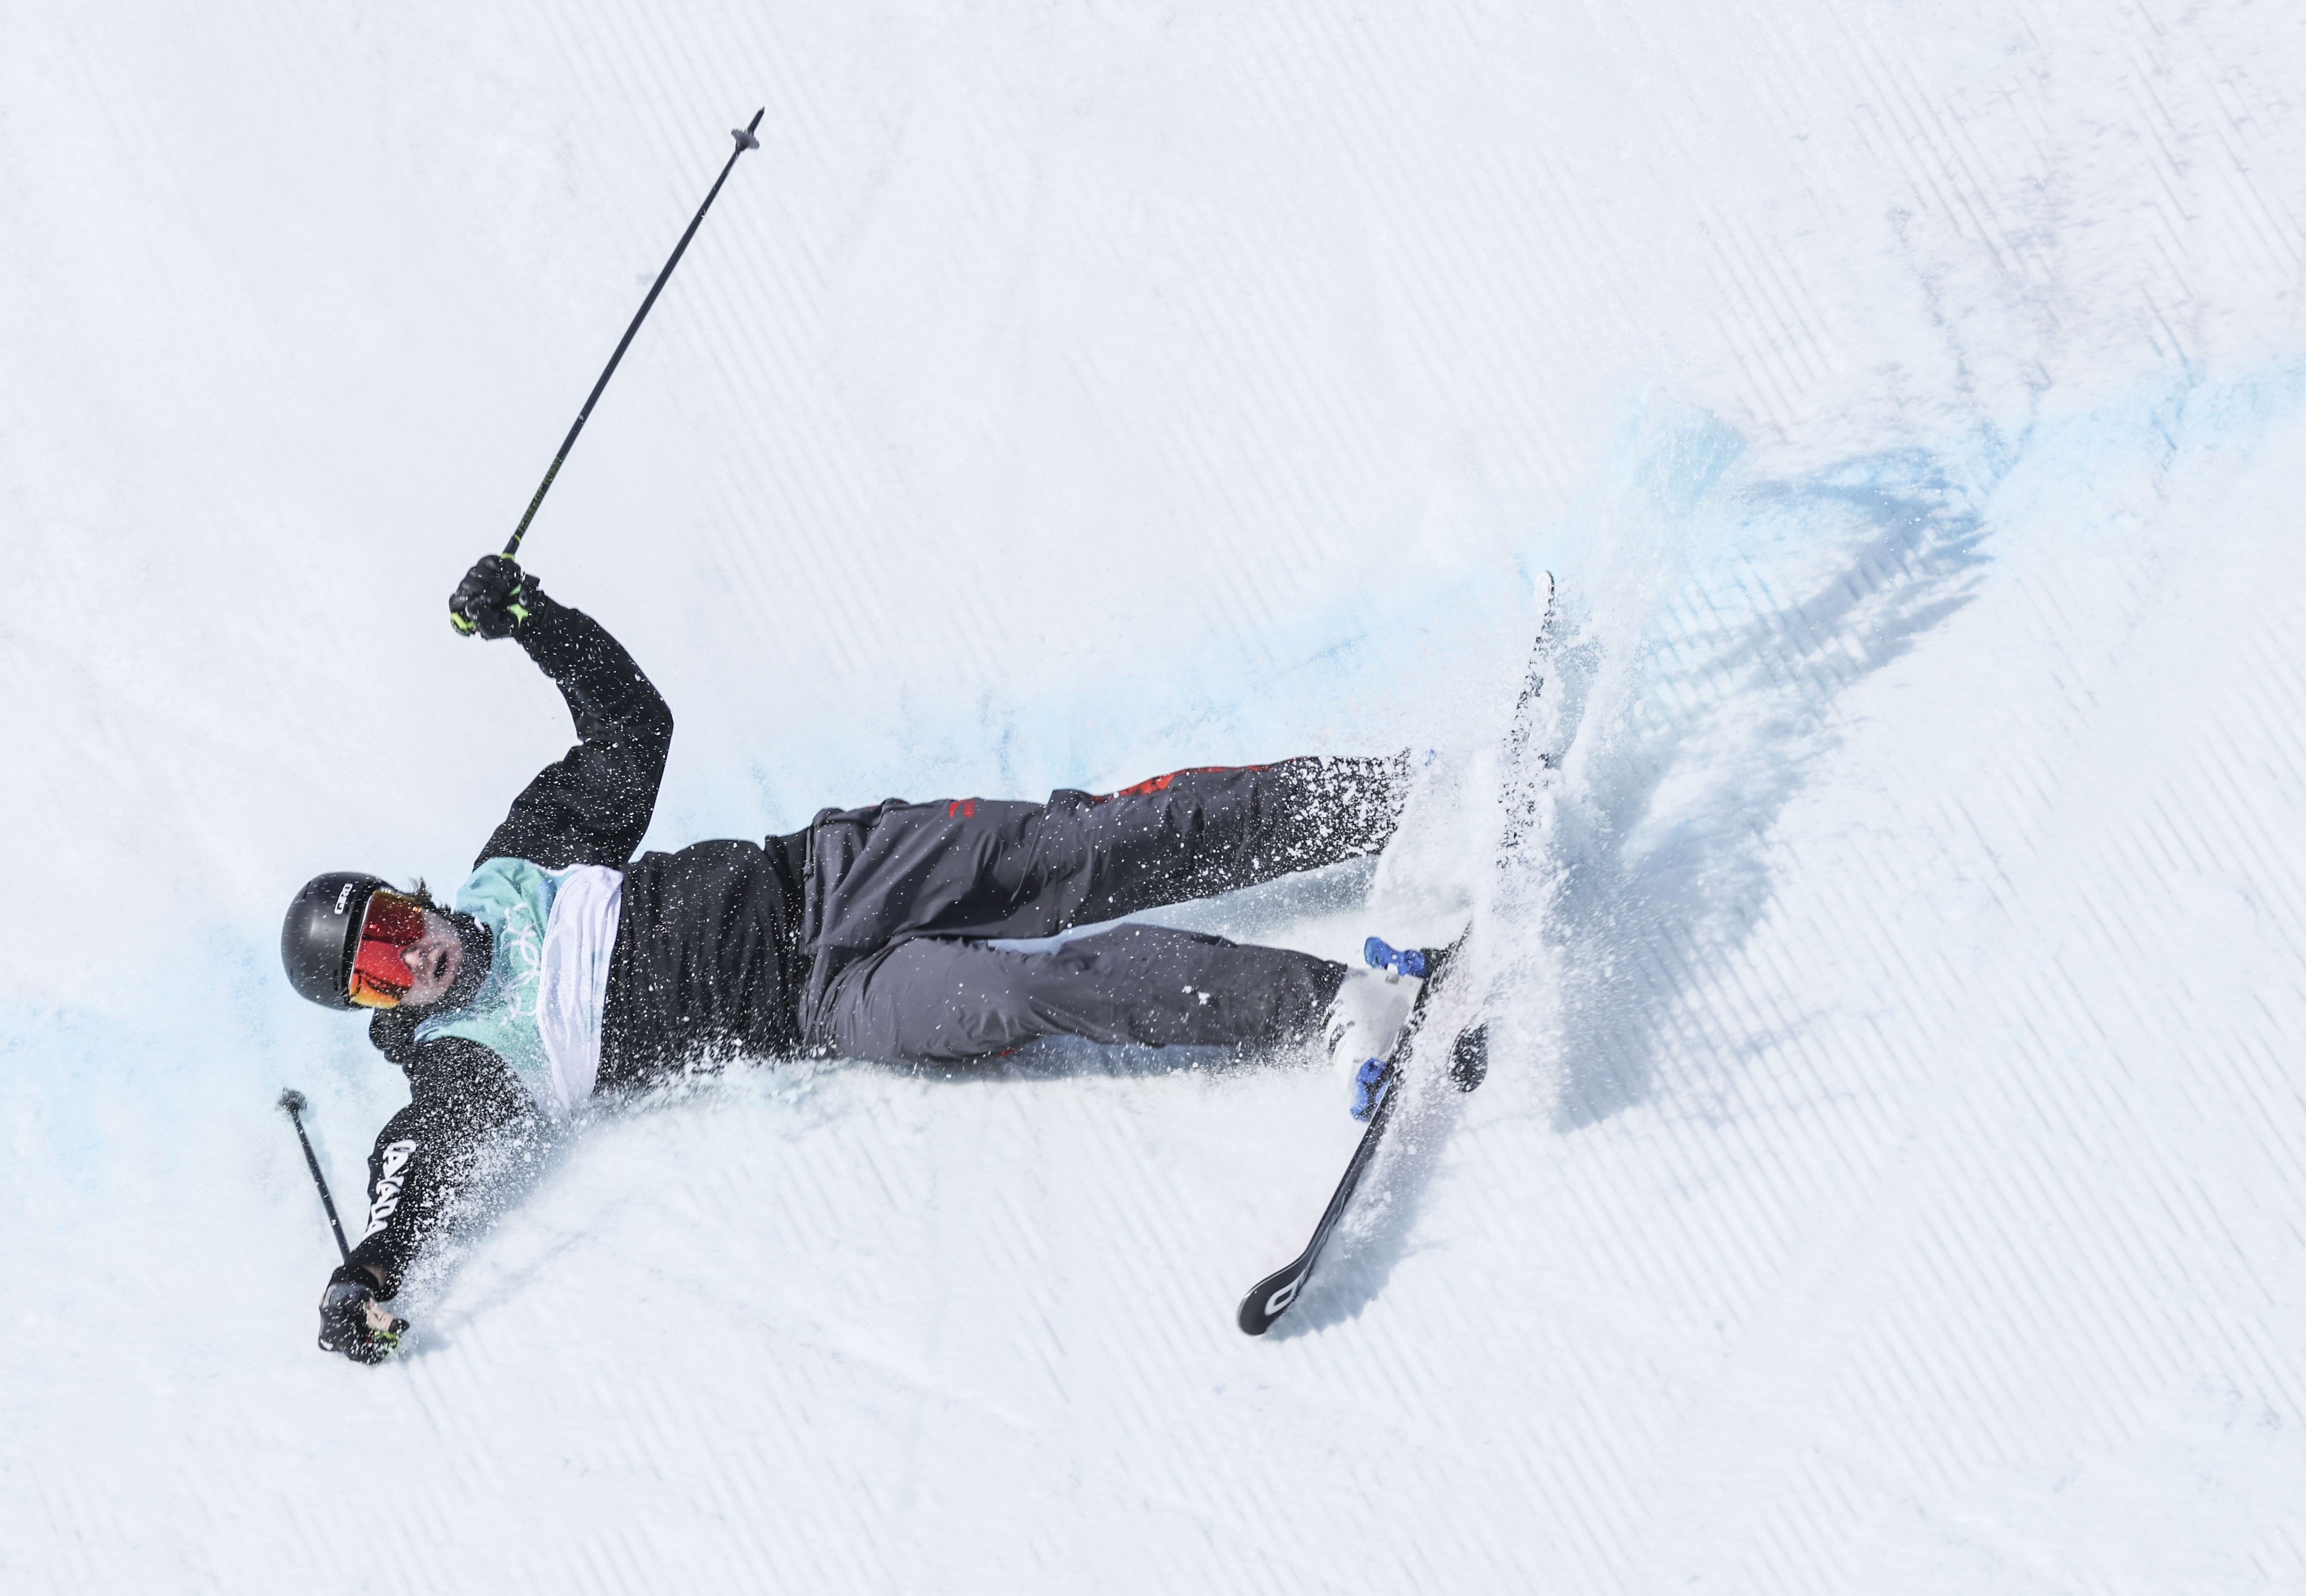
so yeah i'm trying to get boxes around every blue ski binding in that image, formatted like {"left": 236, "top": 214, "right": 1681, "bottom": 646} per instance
{"left": 1363, "top": 937, "right": 1427, "bottom": 981}
{"left": 1349, "top": 1057, "right": 1392, "bottom": 1122}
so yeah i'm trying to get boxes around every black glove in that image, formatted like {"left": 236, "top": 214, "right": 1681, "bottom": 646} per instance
{"left": 317, "top": 1265, "right": 409, "bottom": 1365}
{"left": 449, "top": 554, "right": 540, "bottom": 639}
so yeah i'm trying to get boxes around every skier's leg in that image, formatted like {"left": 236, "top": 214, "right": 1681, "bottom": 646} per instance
{"left": 803, "top": 795, "right": 1077, "bottom": 952}
{"left": 806, "top": 754, "right": 1405, "bottom": 950}
{"left": 1035, "top": 754, "right": 1407, "bottom": 929}
{"left": 808, "top": 927, "right": 1347, "bottom": 1065}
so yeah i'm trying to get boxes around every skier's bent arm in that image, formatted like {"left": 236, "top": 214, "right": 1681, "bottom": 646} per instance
{"left": 472, "top": 579, "right": 676, "bottom": 872}
{"left": 340, "top": 1039, "right": 544, "bottom": 1298}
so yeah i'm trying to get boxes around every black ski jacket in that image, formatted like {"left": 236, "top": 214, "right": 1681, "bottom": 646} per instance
{"left": 345, "top": 592, "right": 808, "bottom": 1295}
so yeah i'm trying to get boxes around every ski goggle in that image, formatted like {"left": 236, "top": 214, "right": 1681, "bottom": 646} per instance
{"left": 347, "top": 889, "right": 430, "bottom": 1009}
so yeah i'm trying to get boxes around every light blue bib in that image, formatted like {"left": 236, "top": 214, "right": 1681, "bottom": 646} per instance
{"left": 416, "top": 858, "right": 563, "bottom": 1113}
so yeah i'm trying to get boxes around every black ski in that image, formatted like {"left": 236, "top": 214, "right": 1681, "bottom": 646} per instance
{"left": 1235, "top": 573, "right": 1557, "bottom": 1336}
{"left": 1237, "top": 959, "right": 1477, "bottom": 1335}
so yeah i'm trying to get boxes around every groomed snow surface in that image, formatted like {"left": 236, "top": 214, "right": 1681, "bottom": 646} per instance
{"left": 7, "top": 3, "right": 2306, "bottom": 1591}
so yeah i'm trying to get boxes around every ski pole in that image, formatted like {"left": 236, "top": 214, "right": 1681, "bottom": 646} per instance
{"left": 453, "top": 107, "right": 766, "bottom": 633}
{"left": 277, "top": 1089, "right": 352, "bottom": 1266}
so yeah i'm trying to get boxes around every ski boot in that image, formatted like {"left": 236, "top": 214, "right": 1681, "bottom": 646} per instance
{"left": 1328, "top": 936, "right": 1449, "bottom": 1120}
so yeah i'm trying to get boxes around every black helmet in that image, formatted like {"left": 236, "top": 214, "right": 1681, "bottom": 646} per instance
{"left": 281, "top": 872, "right": 388, "bottom": 1009}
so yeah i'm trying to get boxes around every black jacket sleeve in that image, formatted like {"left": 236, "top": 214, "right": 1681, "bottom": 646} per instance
{"left": 475, "top": 590, "right": 675, "bottom": 871}
{"left": 343, "top": 1039, "right": 547, "bottom": 1298}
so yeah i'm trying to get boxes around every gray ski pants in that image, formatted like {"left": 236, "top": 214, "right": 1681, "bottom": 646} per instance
{"left": 795, "top": 757, "right": 1403, "bottom": 1065}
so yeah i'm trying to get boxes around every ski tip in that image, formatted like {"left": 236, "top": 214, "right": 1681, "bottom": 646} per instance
{"left": 1237, "top": 1266, "right": 1308, "bottom": 1336}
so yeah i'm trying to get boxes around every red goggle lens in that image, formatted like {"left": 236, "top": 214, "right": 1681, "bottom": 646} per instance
{"left": 347, "top": 890, "right": 428, "bottom": 1009}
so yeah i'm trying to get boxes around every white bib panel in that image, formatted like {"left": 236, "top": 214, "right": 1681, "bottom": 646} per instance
{"left": 538, "top": 865, "right": 624, "bottom": 1114}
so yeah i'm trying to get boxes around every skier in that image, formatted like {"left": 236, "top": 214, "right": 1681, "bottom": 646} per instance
{"left": 283, "top": 555, "right": 1428, "bottom": 1363}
